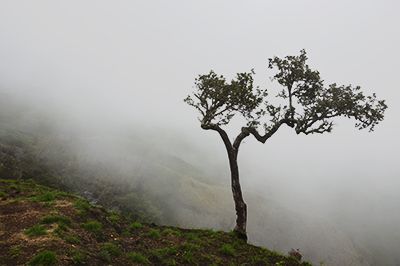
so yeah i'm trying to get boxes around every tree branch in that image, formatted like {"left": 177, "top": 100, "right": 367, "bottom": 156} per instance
{"left": 201, "top": 123, "right": 233, "bottom": 154}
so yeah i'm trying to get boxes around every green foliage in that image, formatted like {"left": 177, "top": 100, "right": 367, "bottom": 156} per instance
{"left": 220, "top": 244, "right": 235, "bottom": 256}
{"left": 185, "top": 49, "right": 387, "bottom": 137}
{"left": 99, "top": 242, "right": 121, "bottom": 262}
{"left": 70, "top": 250, "right": 87, "bottom": 265}
{"left": 24, "top": 225, "right": 47, "bottom": 237}
{"left": 82, "top": 220, "right": 102, "bottom": 235}
{"left": 127, "top": 252, "right": 149, "bottom": 264}
{"left": 64, "top": 234, "right": 81, "bottom": 244}
{"left": 0, "top": 191, "right": 6, "bottom": 198}
{"left": 162, "top": 228, "right": 182, "bottom": 237}
{"left": 107, "top": 211, "right": 121, "bottom": 224}
{"left": 184, "top": 70, "right": 265, "bottom": 126}
{"left": 28, "top": 250, "right": 57, "bottom": 266}
{"left": 31, "top": 191, "right": 56, "bottom": 202}
{"left": 129, "top": 221, "right": 143, "bottom": 230}
{"left": 101, "top": 242, "right": 122, "bottom": 256}
{"left": 147, "top": 229, "right": 161, "bottom": 239}
{"left": 150, "top": 246, "right": 178, "bottom": 259}
{"left": 184, "top": 232, "right": 202, "bottom": 243}
{"left": 41, "top": 214, "right": 71, "bottom": 226}
{"left": 74, "top": 198, "right": 91, "bottom": 215}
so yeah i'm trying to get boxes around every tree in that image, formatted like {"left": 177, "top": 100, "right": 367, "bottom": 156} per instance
{"left": 184, "top": 50, "right": 387, "bottom": 240}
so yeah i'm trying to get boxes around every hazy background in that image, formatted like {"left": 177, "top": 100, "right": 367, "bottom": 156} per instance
{"left": 0, "top": 1, "right": 399, "bottom": 265}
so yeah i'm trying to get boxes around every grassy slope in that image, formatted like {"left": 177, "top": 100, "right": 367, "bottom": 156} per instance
{"left": 0, "top": 179, "right": 310, "bottom": 266}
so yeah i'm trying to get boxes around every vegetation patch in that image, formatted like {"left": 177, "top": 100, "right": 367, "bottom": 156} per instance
{"left": 108, "top": 211, "right": 121, "bottom": 224}
{"left": 0, "top": 179, "right": 311, "bottom": 266}
{"left": 31, "top": 191, "right": 57, "bottom": 202}
{"left": 220, "top": 244, "right": 236, "bottom": 256}
{"left": 64, "top": 234, "right": 81, "bottom": 244}
{"left": 82, "top": 220, "right": 102, "bottom": 235}
{"left": 150, "top": 246, "right": 178, "bottom": 259}
{"left": 162, "top": 228, "right": 182, "bottom": 237}
{"left": 147, "top": 228, "right": 161, "bottom": 239}
{"left": 129, "top": 221, "right": 143, "bottom": 230}
{"left": 127, "top": 251, "right": 149, "bottom": 264}
{"left": 24, "top": 224, "right": 47, "bottom": 237}
{"left": 28, "top": 250, "right": 57, "bottom": 266}
{"left": 41, "top": 214, "right": 71, "bottom": 226}
{"left": 70, "top": 249, "right": 87, "bottom": 265}
{"left": 99, "top": 242, "right": 122, "bottom": 262}
{"left": 74, "top": 198, "right": 91, "bottom": 215}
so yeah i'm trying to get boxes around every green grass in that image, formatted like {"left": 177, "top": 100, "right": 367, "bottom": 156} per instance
{"left": 185, "top": 232, "right": 200, "bottom": 241}
{"left": 162, "top": 228, "right": 182, "bottom": 237}
{"left": 99, "top": 242, "right": 121, "bottom": 262}
{"left": 74, "top": 198, "right": 91, "bottom": 215}
{"left": 28, "top": 250, "right": 57, "bottom": 266}
{"left": 31, "top": 191, "right": 56, "bottom": 202}
{"left": 129, "top": 221, "right": 143, "bottom": 230}
{"left": 24, "top": 225, "right": 47, "bottom": 237}
{"left": 82, "top": 220, "right": 102, "bottom": 235}
{"left": 41, "top": 214, "right": 71, "bottom": 226}
{"left": 0, "top": 191, "right": 6, "bottom": 198}
{"left": 220, "top": 244, "right": 235, "bottom": 256}
{"left": 180, "top": 242, "right": 200, "bottom": 252}
{"left": 70, "top": 249, "right": 87, "bottom": 264}
{"left": 151, "top": 246, "right": 178, "bottom": 259}
{"left": 64, "top": 234, "right": 81, "bottom": 244}
{"left": 108, "top": 212, "right": 121, "bottom": 224}
{"left": 127, "top": 252, "right": 149, "bottom": 264}
{"left": 147, "top": 229, "right": 161, "bottom": 239}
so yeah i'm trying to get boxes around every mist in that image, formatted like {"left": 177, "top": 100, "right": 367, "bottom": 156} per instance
{"left": 1, "top": 1, "right": 399, "bottom": 265}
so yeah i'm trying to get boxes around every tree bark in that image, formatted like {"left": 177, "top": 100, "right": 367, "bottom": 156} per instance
{"left": 227, "top": 149, "right": 248, "bottom": 241}
{"left": 201, "top": 123, "right": 248, "bottom": 240}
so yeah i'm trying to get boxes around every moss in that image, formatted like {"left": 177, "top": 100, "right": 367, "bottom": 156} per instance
{"left": 28, "top": 250, "right": 57, "bottom": 266}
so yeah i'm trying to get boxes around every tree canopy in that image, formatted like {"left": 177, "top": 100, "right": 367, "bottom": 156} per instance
{"left": 185, "top": 50, "right": 387, "bottom": 144}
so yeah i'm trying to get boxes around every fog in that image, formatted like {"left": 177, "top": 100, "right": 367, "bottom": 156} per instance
{"left": 1, "top": 1, "right": 399, "bottom": 265}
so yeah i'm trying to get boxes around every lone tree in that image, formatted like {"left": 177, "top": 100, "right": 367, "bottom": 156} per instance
{"left": 184, "top": 50, "right": 387, "bottom": 240}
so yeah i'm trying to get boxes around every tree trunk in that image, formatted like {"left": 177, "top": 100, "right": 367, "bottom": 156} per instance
{"left": 228, "top": 150, "right": 248, "bottom": 241}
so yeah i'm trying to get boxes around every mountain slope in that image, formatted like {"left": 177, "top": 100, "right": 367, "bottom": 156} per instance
{"left": 0, "top": 179, "right": 309, "bottom": 266}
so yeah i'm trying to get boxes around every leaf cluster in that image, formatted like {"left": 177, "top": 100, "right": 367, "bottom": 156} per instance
{"left": 185, "top": 50, "right": 387, "bottom": 142}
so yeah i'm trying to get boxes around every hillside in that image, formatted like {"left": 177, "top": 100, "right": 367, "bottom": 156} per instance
{"left": 0, "top": 179, "right": 310, "bottom": 265}
{"left": 0, "top": 98, "right": 368, "bottom": 265}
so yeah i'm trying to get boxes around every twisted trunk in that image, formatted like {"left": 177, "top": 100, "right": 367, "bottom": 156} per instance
{"left": 201, "top": 123, "right": 248, "bottom": 240}
{"left": 227, "top": 148, "right": 247, "bottom": 240}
